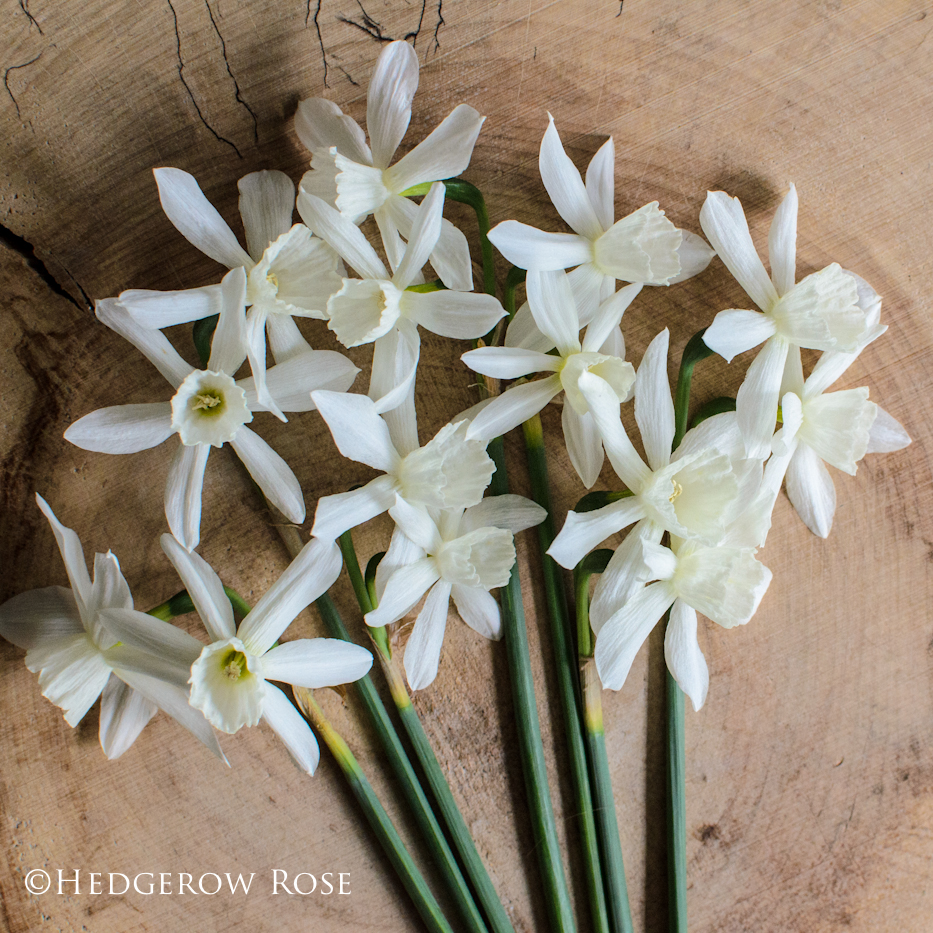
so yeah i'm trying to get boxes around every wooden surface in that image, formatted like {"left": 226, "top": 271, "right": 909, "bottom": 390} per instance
{"left": 1, "top": 1, "right": 932, "bottom": 930}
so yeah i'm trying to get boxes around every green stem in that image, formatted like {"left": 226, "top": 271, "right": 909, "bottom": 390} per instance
{"left": 673, "top": 329, "right": 714, "bottom": 449}
{"left": 523, "top": 413, "right": 624, "bottom": 933}
{"left": 689, "top": 396, "right": 736, "bottom": 428}
{"left": 147, "top": 586, "right": 250, "bottom": 622}
{"left": 503, "top": 266, "right": 526, "bottom": 319}
{"left": 295, "top": 688, "right": 455, "bottom": 933}
{"left": 314, "top": 595, "right": 490, "bottom": 933}
{"left": 488, "top": 434, "right": 577, "bottom": 933}
{"left": 339, "top": 530, "right": 391, "bottom": 660}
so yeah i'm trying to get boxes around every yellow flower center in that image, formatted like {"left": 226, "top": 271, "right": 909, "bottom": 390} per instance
{"left": 193, "top": 391, "right": 223, "bottom": 411}
{"left": 669, "top": 479, "right": 683, "bottom": 503}
{"left": 221, "top": 649, "right": 248, "bottom": 681}
{"left": 266, "top": 271, "right": 279, "bottom": 290}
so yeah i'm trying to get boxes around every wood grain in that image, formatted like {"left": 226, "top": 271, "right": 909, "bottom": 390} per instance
{"left": 2, "top": 1, "right": 932, "bottom": 930}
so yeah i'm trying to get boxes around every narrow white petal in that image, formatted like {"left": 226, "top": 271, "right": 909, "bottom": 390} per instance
{"left": 451, "top": 585, "right": 501, "bottom": 640}
{"left": 160, "top": 533, "right": 236, "bottom": 642}
{"left": 239, "top": 537, "right": 343, "bottom": 656}
{"left": 35, "top": 495, "right": 92, "bottom": 611}
{"left": 736, "top": 335, "right": 789, "bottom": 459}
{"left": 164, "top": 443, "right": 210, "bottom": 552}
{"left": 562, "top": 404, "right": 605, "bottom": 488}
{"left": 119, "top": 285, "right": 224, "bottom": 328}
{"left": 403, "top": 290, "right": 506, "bottom": 339}
{"left": 768, "top": 184, "right": 797, "bottom": 297}
{"left": 98, "top": 676, "right": 158, "bottom": 759}
{"left": 366, "top": 558, "right": 440, "bottom": 628}
{"left": 635, "top": 329, "right": 675, "bottom": 471}
{"left": 241, "top": 350, "right": 359, "bottom": 414}
{"left": 266, "top": 314, "right": 311, "bottom": 363}
{"left": 392, "top": 183, "right": 445, "bottom": 289}
{"left": 664, "top": 600, "right": 708, "bottom": 712}
{"left": 865, "top": 406, "right": 911, "bottom": 454}
{"left": 26, "top": 634, "right": 111, "bottom": 727}
{"left": 389, "top": 496, "right": 443, "bottom": 553}
{"left": 702, "top": 310, "right": 775, "bottom": 363}
{"left": 311, "top": 390, "right": 399, "bottom": 472}
{"left": 526, "top": 269, "right": 582, "bottom": 356}
{"left": 208, "top": 267, "right": 249, "bottom": 375}
{"left": 369, "top": 326, "right": 421, "bottom": 451}
{"left": 488, "top": 221, "right": 592, "bottom": 271}
{"left": 311, "top": 475, "right": 398, "bottom": 541}
{"left": 802, "top": 321, "right": 886, "bottom": 399}
{"left": 699, "top": 191, "right": 778, "bottom": 312}
{"left": 568, "top": 263, "right": 611, "bottom": 325}
{"left": 404, "top": 580, "right": 453, "bottom": 690}
{"left": 465, "top": 375, "right": 562, "bottom": 443}
{"left": 65, "top": 404, "right": 174, "bottom": 454}
{"left": 585, "top": 137, "right": 615, "bottom": 232}
{"left": 237, "top": 171, "right": 296, "bottom": 263}
{"left": 385, "top": 105, "right": 485, "bottom": 193}
{"left": 538, "top": 115, "right": 603, "bottom": 240}
{"left": 785, "top": 444, "right": 836, "bottom": 538}
{"left": 375, "top": 524, "right": 427, "bottom": 600}
{"left": 376, "top": 202, "right": 408, "bottom": 274}
{"left": 294, "top": 98, "right": 372, "bottom": 164}
{"left": 368, "top": 40, "right": 419, "bottom": 168}
{"left": 595, "top": 581, "right": 675, "bottom": 691}
{"left": 153, "top": 167, "right": 251, "bottom": 268}
{"left": 667, "top": 230, "right": 715, "bottom": 285}
{"left": 582, "top": 283, "right": 642, "bottom": 353}
{"left": 262, "top": 638, "right": 373, "bottom": 687}
{"left": 0, "top": 587, "right": 83, "bottom": 650}
{"left": 100, "top": 608, "right": 203, "bottom": 675}
{"left": 461, "top": 346, "right": 558, "bottom": 379}
{"left": 229, "top": 425, "right": 305, "bottom": 524}
{"left": 461, "top": 494, "right": 547, "bottom": 535}
{"left": 261, "top": 684, "right": 320, "bottom": 774}
{"left": 547, "top": 498, "right": 645, "bottom": 570}
{"left": 781, "top": 343, "right": 805, "bottom": 398}
{"left": 505, "top": 301, "right": 555, "bottom": 352}
{"left": 103, "top": 643, "right": 196, "bottom": 690}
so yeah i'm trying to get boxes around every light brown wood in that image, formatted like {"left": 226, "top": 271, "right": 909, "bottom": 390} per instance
{"left": 2, "top": 1, "right": 932, "bottom": 930}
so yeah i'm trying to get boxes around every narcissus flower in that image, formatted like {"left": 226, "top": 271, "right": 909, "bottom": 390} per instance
{"left": 365, "top": 494, "right": 546, "bottom": 690}
{"left": 0, "top": 496, "right": 223, "bottom": 760}
{"left": 296, "top": 40, "right": 484, "bottom": 289}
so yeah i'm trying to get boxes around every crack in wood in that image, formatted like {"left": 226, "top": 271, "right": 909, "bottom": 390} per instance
{"left": 166, "top": 0, "right": 243, "bottom": 158}
{"left": 406, "top": 0, "right": 427, "bottom": 45}
{"left": 431, "top": 0, "right": 444, "bottom": 53}
{"left": 204, "top": 0, "right": 259, "bottom": 144}
{"left": 306, "top": 0, "right": 330, "bottom": 88}
{"left": 0, "top": 223, "right": 86, "bottom": 310}
{"left": 337, "top": 65, "right": 359, "bottom": 86}
{"left": 18, "top": 0, "right": 43, "bottom": 34}
{"left": 338, "top": 0, "right": 394, "bottom": 42}
{"left": 4, "top": 52, "right": 42, "bottom": 119}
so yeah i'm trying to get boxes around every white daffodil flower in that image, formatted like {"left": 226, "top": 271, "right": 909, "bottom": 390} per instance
{"left": 700, "top": 185, "right": 876, "bottom": 458}
{"left": 99, "top": 534, "right": 370, "bottom": 774}
{"left": 295, "top": 40, "right": 484, "bottom": 289}
{"left": 0, "top": 496, "right": 224, "bottom": 760}
{"left": 310, "top": 388, "right": 495, "bottom": 542}
{"left": 462, "top": 269, "right": 639, "bottom": 488}
{"left": 594, "top": 536, "right": 772, "bottom": 711}
{"left": 65, "top": 270, "right": 358, "bottom": 551}
{"left": 487, "top": 116, "right": 714, "bottom": 319}
{"left": 298, "top": 183, "right": 505, "bottom": 412}
{"left": 365, "top": 495, "right": 546, "bottom": 690}
{"left": 146, "top": 167, "right": 343, "bottom": 418}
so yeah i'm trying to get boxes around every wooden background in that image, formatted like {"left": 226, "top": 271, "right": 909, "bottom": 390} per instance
{"left": 1, "top": 1, "right": 931, "bottom": 930}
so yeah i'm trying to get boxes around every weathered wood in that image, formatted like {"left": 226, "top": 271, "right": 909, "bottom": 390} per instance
{"left": 1, "top": 1, "right": 931, "bottom": 930}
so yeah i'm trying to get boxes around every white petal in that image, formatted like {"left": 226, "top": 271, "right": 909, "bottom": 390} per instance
{"left": 585, "top": 137, "right": 615, "bottom": 232}
{"left": 547, "top": 498, "right": 645, "bottom": 570}
{"left": 153, "top": 167, "right": 251, "bottom": 268}
{"left": 100, "top": 608, "right": 203, "bottom": 679}
{"left": 311, "top": 475, "right": 398, "bottom": 541}
{"left": 98, "top": 676, "right": 158, "bottom": 760}
{"left": 241, "top": 350, "right": 359, "bottom": 414}
{"left": 299, "top": 152, "right": 340, "bottom": 209}
{"left": 103, "top": 643, "right": 197, "bottom": 690}
{"left": 667, "top": 230, "right": 715, "bottom": 285}
{"left": 267, "top": 314, "right": 311, "bottom": 363}
{"left": 366, "top": 558, "right": 440, "bottom": 628}
{"left": 294, "top": 98, "right": 371, "bottom": 164}
{"left": 239, "top": 537, "right": 343, "bottom": 656}
{"left": 296, "top": 191, "right": 388, "bottom": 279}
{"left": 461, "top": 346, "right": 558, "bottom": 379}
{"left": 768, "top": 184, "right": 797, "bottom": 297}
{"left": 595, "top": 581, "right": 675, "bottom": 690}
{"left": 261, "top": 684, "right": 320, "bottom": 774}
{"left": 465, "top": 375, "right": 562, "bottom": 443}
{"left": 526, "top": 269, "right": 582, "bottom": 356}
{"left": 593, "top": 203, "right": 681, "bottom": 285}
{"left": 488, "top": 221, "right": 592, "bottom": 271}
{"left": 389, "top": 496, "right": 443, "bottom": 553}
{"left": 634, "top": 329, "right": 675, "bottom": 471}
{"left": 95, "top": 299, "right": 193, "bottom": 389}
{"left": 35, "top": 495, "right": 92, "bottom": 611}
{"left": 562, "top": 404, "right": 604, "bottom": 488}
{"left": 84, "top": 553, "right": 133, "bottom": 645}
{"left": 238, "top": 171, "right": 296, "bottom": 263}
{"left": 119, "top": 285, "right": 224, "bottom": 328}
{"left": 799, "top": 388, "right": 875, "bottom": 474}
{"left": 404, "top": 580, "right": 453, "bottom": 690}
{"left": 0, "top": 587, "right": 83, "bottom": 650}
{"left": 368, "top": 40, "right": 419, "bottom": 168}
{"left": 375, "top": 524, "right": 427, "bottom": 601}
{"left": 262, "top": 638, "right": 372, "bottom": 687}
{"left": 865, "top": 407, "right": 911, "bottom": 454}
{"left": 392, "top": 183, "right": 444, "bottom": 289}
{"left": 229, "top": 425, "right": 305, "bottom": 524}
{"left": 375, "top": 202, "right": 407, "bottom": 273}
{"left": 664, "top": 600, "right": 708, "bottom": 712}
{"left": 160, "top": 533, "right": 235, "bottom": 642}
{"left": 208, "top": 267, "right": 249, "bottom": 375}
{"left": 785, "top": 444, "right": 836, "bottom": 538}
{"left": 334, "top": 154, "right": 390, "bottom": 219}
{"left": 462, "top": 494, "right": 546, "bottom": 535}
{"left": 26, "top": 633, "right": 111, "bottom": 727}
{"left": 702, "top": 309, "right": 775, "bottom": 363}
{"left": 451, "top": 585, "right": 501, "bottom": 640}
{"left": 386, "top": 105, "right": 485, "bottom": 193}
{"left": 772, "top": 392, "right": 803, "bottom": 456}
{"left": 781, "top": 343, "right": 806, "bottom": 398}
{"left": 403, "top": 290, "right": 506, "bottom": 339}
{"left": 65, "top": 404, "right": 175, "bottom": 454}
{"left": 699, "top": 191, "right": 778, "bottom": 312}
{"left": 505, "top": 301, "right": 555, "bottom": 353}
{"left": 538, "top": 115, "right": 603, "bottom": 240}
{"left": 164, "top": 443, "right": 210, "bottom": 552}
{"left": 736, "top": 335, "right": 789, "bottom": 459}
{"left": 311, "top": 390, "right": 399, "bottom": 472}
{"left": 369, "top": 323, "right": 421, "bottom": 444}
{"left": 582, "top": 283, "right": 642, "bottom": 353}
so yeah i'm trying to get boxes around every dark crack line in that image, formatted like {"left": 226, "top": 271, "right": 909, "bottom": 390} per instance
{"left": 306, "top": 0, "right": 329, "bottom": 88}
{"left": 204, "top": 0, "right": 259, "bottom": 143}
{"left": 617, "top": 1, "right": 623, "bottom": 15}
{"left": 338, "top": 0, "right": 395, "bottom": 42}
{"left": 337, "top": 65, "right": 359, "bottom": 86}
{"left": 405, "top": 0, "right": 426, "bottom": 44}
{"left": 167, "top": 0, "right": 242, "bottom": 158}
{"left": 0, "top": 223, "right": 83, "bottom": 309}
{"left": 4, "top": 52, "right": 42, "bottom": 118}
{"left": 431, "top": 0, "right": 444, "bottom": 54}
{"left": 19, "top": 0, "right": 43, "bottom": 33}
